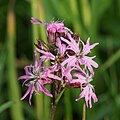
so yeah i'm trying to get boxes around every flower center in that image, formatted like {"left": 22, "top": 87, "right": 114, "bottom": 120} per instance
{"left": 55, "top": 55, "right": 64, "bottom": 64}
{"left": 76, "top": 52, "right": 83, "bottom": 58}
{"left": 33, "top": 69, "right": 39, "bottom": 77}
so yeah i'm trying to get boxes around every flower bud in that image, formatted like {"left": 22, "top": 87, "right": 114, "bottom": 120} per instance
{"left": 34, "top": 40, "right": 49, "bottom": 52}
{"left": 46, "top": 22, "right": 65, "bottom": 44}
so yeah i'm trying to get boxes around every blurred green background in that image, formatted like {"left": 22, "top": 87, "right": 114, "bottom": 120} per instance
{"left": 0, "top": 0, "right": 120, "bottom": 120}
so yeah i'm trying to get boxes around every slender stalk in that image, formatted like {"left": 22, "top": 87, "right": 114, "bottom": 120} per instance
{"left": 55, "top": 88, "right": 65, "bottom": 104}
{"left": 7, "top": 0, "right": 24, "bottom": 120}
{"left": 0, "top": 101, "right": 13, "bottom": 113}
{"left": 50, "top": 103, "right": 57, "bottom": 120}
{"left": 82, "top": 103, "right": 86, "bottom": 120}
{"left": 50, "top": 88, "right": 65, "bottom": 120}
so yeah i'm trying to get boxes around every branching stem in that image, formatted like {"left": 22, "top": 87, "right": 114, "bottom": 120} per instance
{"left": 50, "top": 88, "right": 66, "bottom": 120}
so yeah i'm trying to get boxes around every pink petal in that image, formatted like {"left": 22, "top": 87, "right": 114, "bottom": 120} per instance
{"left": 21, "top": 84, "right": 32, "bottom": 100}
{"left": 47, "top": 73, "right": 61, "bottom": 81}
{"left": 85, "top": 56, "right": 98, "bottom": 68}
{"left": 67, "top": 33, "right": 80, "bottom": 53}
{"left": 62, "top": 56, "right": 76, "bottom": 67}
{"left": 18, "top": 75, "right": 29, "bottom": 80}
{"left": 36, "top": 48, "right": 55, "bottom": 60}
{"left": 24, "top": 66, "right": 33, "bottom": 76}
{"left": 37, "top": 81, "right": 53, "bottom": 97}
{"left": 40, "top": 85, "right": 53, "bottom": 97}
{"left": 82, "top": 38, "right": 99, "bottom": 55}
{"left": 31, "top": 17, "right": 46, "bottom": 26}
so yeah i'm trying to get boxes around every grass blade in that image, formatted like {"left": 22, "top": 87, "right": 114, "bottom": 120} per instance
{"left": 64, "top": 90, "right": 73, "bottom": 120}
{"left": 7, "top": 1, "right": 24, "bottom": 120}
{"left": 0, "top": 101, "right": 14, "bottom": 113}
{"left": 31, "top": 0, "right": 43, "bottom": 119}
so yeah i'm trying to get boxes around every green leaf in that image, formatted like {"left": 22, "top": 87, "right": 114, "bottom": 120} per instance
{"left": 0, "top": 101, "right": 14, "bottom": 113}
{"left": 91, "top": 0, "right": 112, "bottom": 35}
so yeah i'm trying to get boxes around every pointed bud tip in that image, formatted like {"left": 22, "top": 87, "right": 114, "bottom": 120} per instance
{"left": 50, "top": 95, "right": 53, "bottom": 97}
{"left": 75, "top": 99, "right": 78, "bottom": 101}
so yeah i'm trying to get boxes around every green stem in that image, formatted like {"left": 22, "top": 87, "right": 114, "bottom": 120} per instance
{"left": 82, "top": 103, "right": 86, "bottom": 120}
{"left": 50, "top": 88, "right": 66, "bottom": 120}
{"left": 55, "top": 88, "right": 65, "bottom": 104}
{"left": 50, "top": 103, "right": 57, "bottom": 120}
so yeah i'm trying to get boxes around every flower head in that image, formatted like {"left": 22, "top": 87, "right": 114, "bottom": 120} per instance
{"left": 36, "top": 37, "right": 67, "bottom": 72}
{"left": 19, "top": 17, "right": 99, "bottom": 108}
{"left": 46, "top": 21, "right": 65, "bottom": 44}
{"left": 46, "top": 21, "right": 65, "bottom": 33}
{"left": 18, "top": 51, "right": 42, "bottom": 83}
{"left": 31, "top": 17, "right": 66, "bottom": 44}
{"left": 19, "top": 51, "right": 54, "bottom": 104}
{"left": 76, "top": 84, "right": 98, "bottom": 108}
{"left": 61, "top": 33, "right": 99, "bottom": 74}
{"left": 70, "top": 65, "right": 98, "bottom": 108}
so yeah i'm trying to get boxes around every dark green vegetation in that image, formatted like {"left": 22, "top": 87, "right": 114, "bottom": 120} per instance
{"left": 0, "top": 0, "right": 120, "bottom": 120}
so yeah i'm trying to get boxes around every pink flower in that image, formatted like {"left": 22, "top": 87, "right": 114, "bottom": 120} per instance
{"left": 70, "top": 66, "right": 98, "bottom": 108}
{"left": 61, "top": 33, "right": 99, "bottom": 74}
{"left": 46, "top": 21, "right": 65, "bottom": 44}
{"left": 18, "top": 51, "right": 42, "bottom": 85}
{"left": 31, "top": 17, "right": 46, "bottom": 25}
{"left": 31, "top": 17, "right": 65, "bottom": 33}
{"left": 36, "top": 38, "right": 67, "bottom": 72}
{"left": 31, "top": 17, "right": 66, "bottom": 44}
{"left": 36, "top": 48, "right": 55, "bottom": 62}
{"left": 76, "top": 84, "right": 98, "bottom": 108}
{"left": 46, "top": 21, "right": 65, "bottom": 33}
{"left": 19, "top": 17, "right": 99, "bottom": 108}
{"left": 56, "top": 67, "right": 73, "bottom": 83}
{"left": 19, "top": 51, "right": 59, "bottom": 104}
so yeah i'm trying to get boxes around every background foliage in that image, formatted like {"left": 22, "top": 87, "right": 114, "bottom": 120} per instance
{"left": 0, "top": 0, "right": 120, "bottom": 120}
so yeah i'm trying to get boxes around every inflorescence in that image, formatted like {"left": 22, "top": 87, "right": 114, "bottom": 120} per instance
{"left": 19, "top": 17, "right": 99, "bottom": 108}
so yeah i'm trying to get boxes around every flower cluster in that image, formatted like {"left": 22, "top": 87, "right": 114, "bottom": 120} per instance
{"left": 19, "top": 17, "right": 99, "bottom": 108}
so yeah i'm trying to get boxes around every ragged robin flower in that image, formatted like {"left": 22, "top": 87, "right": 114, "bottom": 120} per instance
{"left": 19, "top": 17, "right": 99, "bottom": 108}
{"left": 61, "top": 32, "right": 99, "bottom": 75}
{"left": 70, "top": 65, "right": 98, "bottom": 108}
{"left": 19, "top": 51, "right": 60, "bottom": 105}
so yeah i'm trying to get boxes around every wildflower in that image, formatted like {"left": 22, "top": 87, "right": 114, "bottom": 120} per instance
{"left": 36, "top": 37, "right": 67, "bottom": 72}
{"left": 31, "top": 17, "right": 66, "bottom": 44}
{"left": 19, "top": 17, "right": 99, "bottom": 108}
{"left": 31, "top": 17, "right": 65, "bottom": 33}
{"left": 70, "top": 65, "right": 98, "bottom": 108}
{"left": 18, "top": 51, "right": 59, "bottom": 104}
{"left": 18, "top": 51, "right": 42, "bottom": 85}
{"left": 76, "top": 84, "right": 98, "bottom": 108}
{"left": 31, "top": 17, "right": 46, "bottom": 25}
{"left": 61, "top": 33, "right": 99, "bottom": 74}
